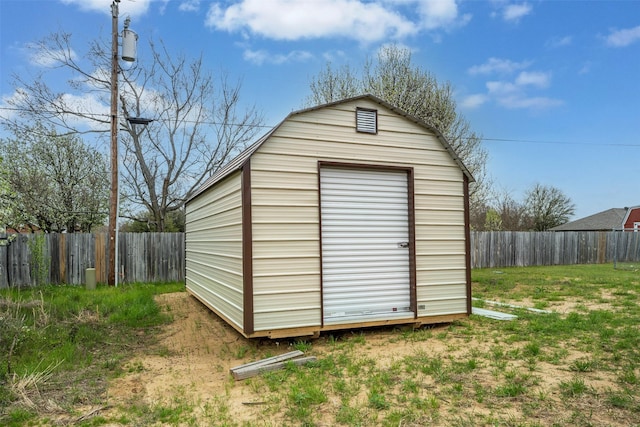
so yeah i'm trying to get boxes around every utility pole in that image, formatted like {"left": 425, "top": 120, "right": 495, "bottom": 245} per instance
{"left": 108, "top": 0, "right": 120, "bottom": 286}
{"left": 108, "top": 0, "right": 138, "bottom": 286}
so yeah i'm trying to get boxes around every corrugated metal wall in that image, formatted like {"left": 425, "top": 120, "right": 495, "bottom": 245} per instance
{"left": 249, "top": 99, "right": 468, "bottom": 331}
{"left": 185, "top": 172, "right": 244, "bottom": 331}
{"left": 250, "top": 159, "right": 322, "bottom": 331}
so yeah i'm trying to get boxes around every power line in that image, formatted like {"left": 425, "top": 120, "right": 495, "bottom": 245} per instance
{"left": 0, "top": 106, "right": 275, "bottom": 129}
{"left": 1, "top": 105, "right": 638, "bottom": 147}
{"left": 479, "top": 137, "right": 640, "bottom": 148}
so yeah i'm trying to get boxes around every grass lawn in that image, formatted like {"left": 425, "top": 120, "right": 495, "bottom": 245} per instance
{"left": 1, "top": 264, "right": 639, "bottom": 426}
{"left": 0, "top": 282, "right": 183, "bottom": 426}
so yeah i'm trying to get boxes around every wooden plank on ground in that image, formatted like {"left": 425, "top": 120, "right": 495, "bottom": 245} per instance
{"left": 471, "top": 307, "right": 517, "bottom": 321}
{"left": 230, "top": 350, "right": 303, "bottom": 377}
{"left": 231, "top": 356, "right": 317, "bottom": 380}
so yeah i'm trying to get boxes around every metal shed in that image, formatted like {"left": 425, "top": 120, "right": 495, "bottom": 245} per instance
{"left": 185, "top": 95, "right": 474, "bottom": 338}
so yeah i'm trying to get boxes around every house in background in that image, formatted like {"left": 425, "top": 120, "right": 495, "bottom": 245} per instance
{"left": 551, "top": 206, "right": 640, "bottom": 232}
{"left": 184, "top": 94, "right": 474, "bottom": 339}
{"left": 622, "top": 206, "right": 640, "bottom": 231}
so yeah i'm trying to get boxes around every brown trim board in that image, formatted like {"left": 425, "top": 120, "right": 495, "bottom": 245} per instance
{"left": 464, "top": 174, "right": 472, "bottom": 315}
{"left": 317, "top": 162, "right": 324, "bottom": 328}
{"left": 406, "top": 168, "right": 417, "bottom": 315}
{"left": 241, "top": 160, "right": 254, "bottom": 335}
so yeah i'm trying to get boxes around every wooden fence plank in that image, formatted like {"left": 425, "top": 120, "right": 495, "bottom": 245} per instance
{"left": 1, "top": 231, "right": 638, "bottom": 287}
{"left": 0, "top": 233, "right": 186, "bottom": 287}
{"left": 95, "top": 233, "right": 106, "bottom": 284}
{"left": 470, "top": 231, "right": 640, "bottom": 269}
{"left": 59, "top": 234, "right": 67, "bottom": 284}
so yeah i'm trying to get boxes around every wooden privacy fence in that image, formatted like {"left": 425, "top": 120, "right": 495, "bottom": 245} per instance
{"left": 471, "top": 231, "right": 640, "bottom": 268}
{"left": 0, "top": 233, "right": 185, "bottom": 288}
{"left": 2, "top": 231, "right": 638, "bottom": 287}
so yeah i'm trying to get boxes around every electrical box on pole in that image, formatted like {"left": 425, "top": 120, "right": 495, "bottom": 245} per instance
{"left": 121, "top": 18, "right": 138, "bottom": 62}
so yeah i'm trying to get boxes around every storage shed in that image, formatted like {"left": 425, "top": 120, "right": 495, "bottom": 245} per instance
{"left": 185, "top": 95, "right": 474, "bottom": 339}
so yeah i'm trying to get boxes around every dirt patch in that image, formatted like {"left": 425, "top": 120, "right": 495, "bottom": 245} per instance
{"left": 108, "top": 293, "right": 246, "bottom": 404}
{"left": 485, "top": 287, "right": 620, "bottom": 314}
{"left": 102, "top": 292, "right": 633, "bottom": 426}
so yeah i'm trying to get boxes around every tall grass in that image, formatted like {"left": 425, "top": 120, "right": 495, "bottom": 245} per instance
{"left": 0, "top": 282, "right": 183, "bottom": 425}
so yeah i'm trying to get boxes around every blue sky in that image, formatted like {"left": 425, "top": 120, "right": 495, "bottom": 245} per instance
{"left": 1, "top": 0, "right": 639, "bottom": 219}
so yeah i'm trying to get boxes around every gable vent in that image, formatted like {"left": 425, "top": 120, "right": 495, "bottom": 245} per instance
{"left": 356, "top": 108, "right": 377, "bottom": 134}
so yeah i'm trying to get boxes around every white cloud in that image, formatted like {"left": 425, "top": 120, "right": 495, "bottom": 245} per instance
{"left": 243, "top": 49, "right": 314, "bottom": 65}
{"left": 486, "top": 80, "right": 518, "bottom": 96}
{"left": 2, "top": 89, "right": 111, "bottom": 132}
{"left": 179, "top": 0, "right": 200, "bottom": 13}
{"left": 579, "top": 62, "right": 592, "bottom": 75}
{"left": 27, "top": 45, "right": 78, "bottom": 68}
{"left": 460, "top": 93, "right": 488, "bottom": 109}
{"left": 60, "top": 0, "right": 151, "bottom": 18}
{"left": 207, "top": 0, "right": 417, "bottom": 42}
{"left": 206, "top": 0, "right": 470, "bottom": 43}
{"left": 466, "top": 57, "right": 561, "bottom": 111}
{"left": 468, "top": 57, "right": 530, "bottom": 75}
{"left": 59, "top": 92, "right": 110, "bottom": 131}
{"left": 322, "top": 50, "right": 348, "bottom": 62}
{"left": 502, "top": 3, "right": 532, "bottom": 22}
{"left": 546, "top": 35, "right": 572, "bottom": 48}
{"left": 485, "top": 74, "right": 561, "bottom": 110}
{"left": 496, "top": 95, "right": 563, "bottom": 110}
{"left": 416, "top": 0, "right": 471, "bottom": 30}
{"left": 515, "top": 71, "right": 550, "bottom": 88}
{"left": 0, "top": 89, "right": 29, "bottom": 121}
{"left": 605, "top": 25, "right": 640, "bottom": 47}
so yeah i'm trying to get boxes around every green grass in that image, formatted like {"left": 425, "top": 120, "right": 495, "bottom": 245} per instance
{"left": 0, "top": 282, "right": 183, "bottom": 425}
{"left": 237, "top": 264, "right": 637, "bottom": 426}
{"left": 2, "top": 264, "right": 640, "bottom": 426}
{"left": 559, "top": 376, "right": 588, "bottom": 397}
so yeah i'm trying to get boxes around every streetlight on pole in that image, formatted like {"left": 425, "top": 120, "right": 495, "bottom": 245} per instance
{"left": 108, "top": 0, "right": 137, "bottom": 286}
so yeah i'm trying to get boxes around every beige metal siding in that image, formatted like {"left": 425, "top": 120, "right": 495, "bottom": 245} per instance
{"left": 250, "top": 99, "right": 468, "bottom": 331}
{"left": 186, "top": 172, "right": 244, "bottom": 330}
{"left": 249, "top": 163, "right": 322, "bottom": 331}
{"left": 414, "top": 178, "right": 467, "bottom": 315}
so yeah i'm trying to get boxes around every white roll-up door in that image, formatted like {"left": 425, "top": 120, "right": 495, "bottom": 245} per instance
{"left": 321, "top": 167, "right": 413, "bottom": 324}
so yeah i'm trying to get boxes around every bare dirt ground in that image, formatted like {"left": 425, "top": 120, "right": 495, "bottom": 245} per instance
{"left": 107, "top": 293, "right": 253, "bottom": 418}
{"left": 101, "top": 292, "right": 633, "bottom": 426}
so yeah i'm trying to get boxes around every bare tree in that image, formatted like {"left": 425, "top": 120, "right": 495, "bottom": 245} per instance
{"left": 307, "top": 45, "right": 491, "bottom": 211}
{"left": 494, "top": 189, "right": 531, "bottom": 231}
{"left": 3, "top": 32, "right": 264, "bottom": 231}
{"left": 0, "top": 122, "right": 108, "bottom": 232}
{"left": 118, "top": 42, "right": 263, "bottom": 230}
{"left": 524, "top": 183, "right": 575, "bottom": 231}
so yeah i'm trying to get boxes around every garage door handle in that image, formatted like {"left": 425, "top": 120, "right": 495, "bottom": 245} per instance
{"left": 397, "top": 242, "right": 409, "bottom": 248}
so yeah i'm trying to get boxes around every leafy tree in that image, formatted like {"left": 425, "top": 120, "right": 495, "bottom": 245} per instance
{"left": 524, "top": 183, "right": 575, "bottom": 231}
{"left": 3, "top": 33, "right": 263, "bottom": 231}
{"left": 0, "top": 122, "right": 108, "bottom": 232}
{"left": 493, "top": 189, "right": 531, "bottom": 231}
{"left": 0, "top": 155, "right": 16, "bottom": 233}
{"left": 307, "top": 45, "right": 490, "bottom": 210}
{"left": 120, "top": 209, "right": 185, "bottom": 232}
{"left": 484, "top": 209, "right": 503, "bottom": 231}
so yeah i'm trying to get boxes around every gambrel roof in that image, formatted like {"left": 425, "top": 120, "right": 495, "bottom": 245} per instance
{"left": 189, "top": 94, "right": 474, "bottom": 202}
